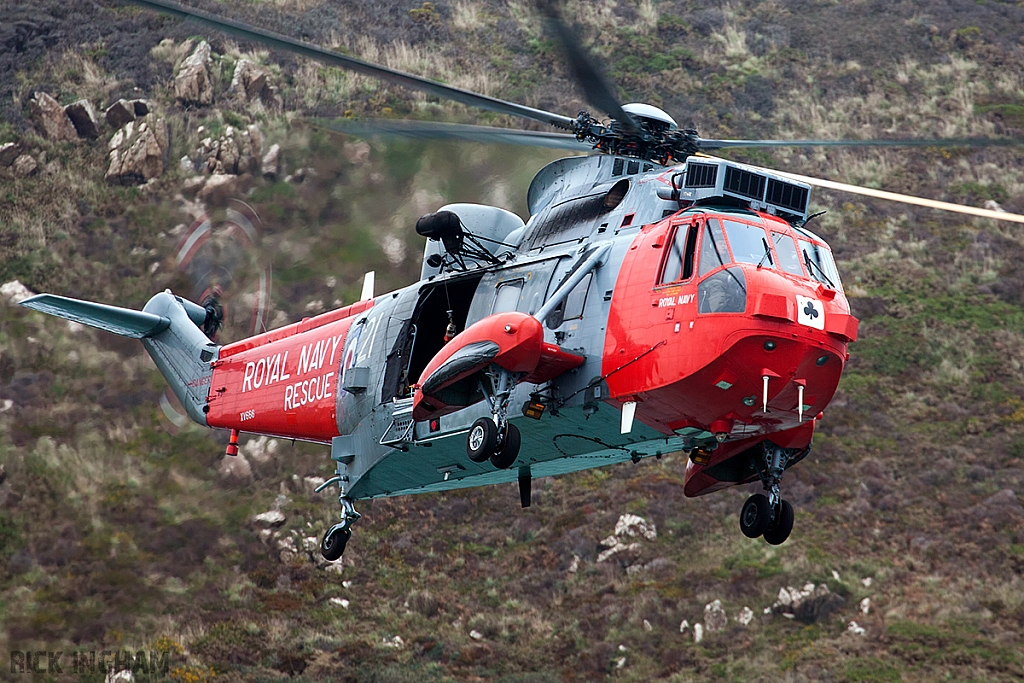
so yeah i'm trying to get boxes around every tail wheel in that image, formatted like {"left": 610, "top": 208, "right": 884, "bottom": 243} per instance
{"left": 320, "top": 526, "right": 351, "bottom": 562}
{"left": 740, "top": 493, "right": 772, "bottom": 538}
{"left": 490, "top": 422, "right": 521, "bottom": 470}
{"left": 467, "top": 418, "right": 498, "bottom": 463}
{"left": 763, "top": 500, "right": 794, "bottom": 545}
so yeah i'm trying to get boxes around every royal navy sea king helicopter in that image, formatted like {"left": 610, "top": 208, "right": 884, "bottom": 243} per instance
{"left": 21, "top": 0, "right": 1024, "bottom": 560}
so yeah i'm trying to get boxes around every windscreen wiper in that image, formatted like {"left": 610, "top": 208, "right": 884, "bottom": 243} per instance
{"left": 803, "top": 249, "right": 835, "bottom": 288}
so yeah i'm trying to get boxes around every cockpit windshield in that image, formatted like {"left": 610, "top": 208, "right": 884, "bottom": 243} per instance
{"left": 723, "top": 219, "right": 773, "bottom": 268}
{"left": 698, "top": 219, "right": 731, "bottom": 277}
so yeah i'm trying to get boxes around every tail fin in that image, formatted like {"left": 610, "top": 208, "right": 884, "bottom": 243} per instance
{"left": 21, "top": 291, "right": 217, "bottom": 426}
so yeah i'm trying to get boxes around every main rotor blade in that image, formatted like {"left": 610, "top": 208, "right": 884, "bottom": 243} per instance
{"left": 536, "top": 1, "right": 637, "bottom": 133}
{"left": 699, "top": 137, "right": 1024, "bottom": 150}
{"left": 775, "top": 170, "right": 1024, "bottom": 225}
{"left": 307, "top": 118, "right": 593, "bottom": 152}
{"left": 126, "top": 0, "right": 575, "bottom": 130}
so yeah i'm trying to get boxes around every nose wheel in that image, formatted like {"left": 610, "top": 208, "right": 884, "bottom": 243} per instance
{"left": 739, "top": 441, "right": 801, "bottom": 545}
{"left": 465, "top": 365, "right": 523, "bottom": 469}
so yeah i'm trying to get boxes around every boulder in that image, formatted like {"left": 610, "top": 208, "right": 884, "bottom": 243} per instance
{"left": 254, "top": 510, "right": 286, "bottom": 527}
{"left": 11, "top": 154, "right": 37, "bottom": 178}
{"left": 29, "top": 92, "right": 77, "bottom": 142}
{"left": 64, "top": 99, "right": 100, "bottom": 138}
{"left": 231, "top": 59, "right": 272, "bottom": 102}
{"left": 261, "top": 143, "right": 281, "bottom": 178}
{"left": 197, "top": 173, "right": 239, "bottom": 202}
{"left": 131, "top": 99, "right": 152, "bottom": 116}
{"left": 196, "top": 124, "right": 263, "bottom": 175}
{"left": 105, "top": 115, "right": 169, "bottom": 185}
{"left": 218, "top": 452, "right": 252, "bottom": 481}
{"left": 614, "top": 513, "right": 657, "bottom": 541}
{"left": 0, "top": 142, "right": 20, "bottom": 167}
{"left": 174, "top": 41, "right": 214, "bottom": 106}
{"left": 703, "top": 600, "right": 727, "bottom": 632}
{"left": 794, "top": 584, "right": 845, "bottom": 624}
{"left": 105, "top": 99, "right": 136, "bottom": 128}
{"left": 1, "top": 280, "right": 34, "bottom": 305}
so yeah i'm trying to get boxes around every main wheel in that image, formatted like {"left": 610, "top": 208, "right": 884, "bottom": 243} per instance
{"left": 320, "top": 526, "right": 351, "bottom": 562}
{"left": 467, "top": 418, "right": 498, "bottom": 463}
{"left": 490, "top": 422, "right": 521, "bottom": 469}
{"left": 740, "top": 493, "right": 772, "bottom": 538}
{"left": 763, "top": 500, "right": 794, "bottom": 545}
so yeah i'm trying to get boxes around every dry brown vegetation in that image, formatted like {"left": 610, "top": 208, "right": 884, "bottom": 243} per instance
{"left": 3, "top": 0, "right": 1024, "bottom": 681}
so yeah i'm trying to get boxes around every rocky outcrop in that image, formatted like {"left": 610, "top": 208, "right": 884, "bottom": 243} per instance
{"left": 64, "top": 99, "right": 100, "bottom": 138}
{"left": 230, "top": 59, "right": 281, "bottom": 108}
{"left": 195, "top": 124, "right": 263, "bottom": 175}
{"left": 703, "top": 600, "right": 727, "bottom": 632}
{"left": 174, "top": 41, "right": 214, "bottom": 106}
{"left": 0, "top": 142, "right": 20, "bottom": 167}
{"left": 29, "top": 92, "right": 77, "bottom": 142}
{"left": 105, "top": 115, "right": 168, "bottom": 185}
{"left": 12, "top": 154, "right": 37, "bottom": 178}
{"left": 105, "top": 99, "right": 136, "bottom": 128}
{"left": 1, "top": 280, "right": 34, "bottom": 305}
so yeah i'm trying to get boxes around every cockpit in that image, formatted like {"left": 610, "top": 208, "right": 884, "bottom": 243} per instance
{"left": 656, "top": 209, "right": 843, "bottom": 314}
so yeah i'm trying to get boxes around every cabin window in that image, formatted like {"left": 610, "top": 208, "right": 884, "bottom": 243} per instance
{"left": 698, "top": 267, "right": 747, "bottom": 314}
{"left": 723, "top": 219, "right": 773, "bottom": 267}
{"left": 659, "top": 222, "right": 699, "bottom": 284}
{"left": 698, "top": 219, "right": 731, "bottom": 277}
{"left": 772, "top": 232, "right": 804, "bottom": 275}
{"left": 493, "top": 279, "right": 525, "bottom": 313}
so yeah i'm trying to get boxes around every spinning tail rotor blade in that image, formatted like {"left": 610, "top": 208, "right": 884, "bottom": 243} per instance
{"left": 536, "top": 1, "right": 638, "bottom": 132}
{"left": 126, "top": 0, "right": 575, "bottom": 130}
{"left": 698, "top": 137, "right": 1024, "bottom": 150}
{"left": 775, "top": 170, "right": 1024, "bottom": 225}
{"left": 307, "top": 118, "right": 592, "bottom": 151}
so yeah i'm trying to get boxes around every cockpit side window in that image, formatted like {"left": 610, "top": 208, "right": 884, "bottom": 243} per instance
{"left": 659, "top": 222, "right": 699, "bottom": 284}
{"left": 798, "top": 239, "right": 843, "bottom": 292}
{"left": 772, "top": 232, "right": 804, "bottom": 275}
{"left": 698, "top": 219, "right": 731, "bottom": 277}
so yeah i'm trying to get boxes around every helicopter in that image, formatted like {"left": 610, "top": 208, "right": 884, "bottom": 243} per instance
{"left": 20, "top": 0, "right": 1024, "bottom": 560}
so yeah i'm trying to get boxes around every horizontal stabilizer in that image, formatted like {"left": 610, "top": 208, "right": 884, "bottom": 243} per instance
{"left": 20, "top": 294, "right": 171, "bottom": 339}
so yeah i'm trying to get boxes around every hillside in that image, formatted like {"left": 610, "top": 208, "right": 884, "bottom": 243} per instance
{"left": 2, "top": 1, "right": 1024, "bottom": 682}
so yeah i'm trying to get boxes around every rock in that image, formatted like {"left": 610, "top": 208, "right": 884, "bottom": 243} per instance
{"left": 643, "top": 619, "right": 653, "bottom": 632}
{"left": 174, "top": 41, "right": 214, "bottom": 106}
{"left": 105, "top": 116, "right": 168, "bottom": 185}
{"left": 794, "top": 584, "right": 845, "bottom": 624}
{"left": 218, "top": 452, "right": 252, "bottom": 481}
{"left": 254, "top": 510, "right": 286, "bottom": 527}
{"left": 197, "top": 173, "right": 239, "bottom": 202}
{"left": 382, "top": 635, "right": 404, "bottom": 649}
{"left": 614, "top": 513, "right": 657, "bottom": 541}
{"left": 179, "top": 155, "right": 194, "bottom": 174}
{"left": 567, "top": 554, "right": 580, "bottom": 574}
{"left": 862, "top": 577, "right": 873, "bottom": 587}
{"left": 329, "top": 597, "right": 349, "bottom": 608}
{"left": 679, "top": 619, "right": 689, "bottom": 633}
{"left": 693, "top": 623, "right": 703, "bottom": 643}
{"left": 106, "top": 670, "right": 134, "bottom": 683}
{"left": 0, "top": 142, "right": 20, "bottom": 166}
{"left": 596, "top": 538, "right": 640, "bottom": 564}
{"left": 197, "top": 125, "right": 263, "bottom": 176}
{"left": 261, "top": 143, "right": 281, "bottom": 178}
{"left": 737, "top": 606, "right": 754, "bottom": 626}
{"left": 131, "top": 99, "right": 152, "bottom": 116}
{"left": 29, "top": 92, "right": 77, "bottom": 142}
{"left": 860, "top": 597, "right": 870, "bottom": 615}
{"left": 703, "top": 600, "right": 727, "bottom": 632}
{"left": 984, "top": 199, "right": 1005, "bottom": 212}
{"left": 469, "top": 629, "right": 484, "bottom": 641}
{"left": 11, "top": 154, "right": 37, "bottom": 179}
{"left": 181, "top": 176, "right": 205, "bottom": 194}
{"left": 231, "top": 59, "right": 272, "bottom": 103}
{"left": 64, "top": 99, "right": 100, "bottom": 138}
{"left": 847, "top": 621, "right": 867, "bottom": 636}
{"left": 105, "top": 99, "right": 136, "bottom": 128}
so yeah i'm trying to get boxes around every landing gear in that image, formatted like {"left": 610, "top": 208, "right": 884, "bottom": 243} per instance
{"left": 739, "top": 441, "right": 800, "bottom": 544}
{"left": 465, "top": 364, "right": 523, "bottom": 469}
{"left": 317, "top": 494, "right": 361, "bottom": 562}
{"left": 740, "top": 493, "right": 772, "bottom": 538}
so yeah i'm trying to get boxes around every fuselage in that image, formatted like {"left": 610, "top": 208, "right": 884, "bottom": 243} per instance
{"left": 200, "top": 154, "right": 857, "bottom": 500}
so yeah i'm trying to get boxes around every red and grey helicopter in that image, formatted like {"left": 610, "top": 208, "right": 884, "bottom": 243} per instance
{"left": 21, "top": 0, "right": 1024, "bottom": 559}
